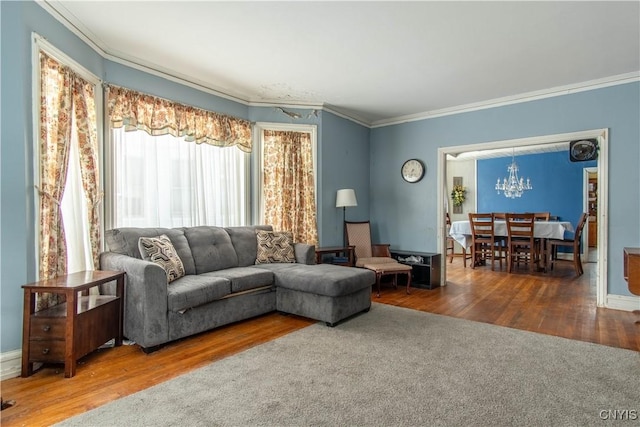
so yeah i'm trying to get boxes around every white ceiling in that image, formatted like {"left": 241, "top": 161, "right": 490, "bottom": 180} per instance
{"left": 43, "top": 1, "right": 640, "bottom": 127}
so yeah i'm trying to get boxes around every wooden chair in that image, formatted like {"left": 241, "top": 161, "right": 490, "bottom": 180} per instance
{"left": 344, "top": 221, "right": 396, "bottom": 267}
{"left": 468, "top": 213, "right": 505, "bottom": 271}
{"left": 506, "top": 213, "right": 540, "bottom": 273}
{"left": 528, "top": 212, "right": 550, "bottom": 221}
{"left": 446, "top": 213, "right": 471, "bottom": 267}
{"left": 548, "top": 213, "right": 588, "bottom": 276}
{"left": 345, "top": 221, "right": 412, "bottom": 296}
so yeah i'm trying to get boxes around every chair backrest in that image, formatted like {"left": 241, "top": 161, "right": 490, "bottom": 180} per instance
{"left": 345, "top": 221, "right": 373, "bottom": 259}
{"left": 528, "top": 212, "right": 550, "bottom": 221}
{"left": 506, "top": 213, "right": 535, "bottom": 243}
{"left": 573, "top": 212, "right": 589, "bottom": 245}
{"left": 493, "top": 212, "right": 507, "bottom": 220}
{"left": 468, "top": 213, "right": 495, "bottom": 240}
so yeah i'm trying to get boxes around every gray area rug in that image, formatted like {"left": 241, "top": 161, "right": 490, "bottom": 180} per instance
{"left": 58, "top": 303, "right": 639, "bottom": 427}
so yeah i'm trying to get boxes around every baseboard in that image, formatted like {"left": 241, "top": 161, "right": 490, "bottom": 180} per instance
{"left": 606, "top": 294, "right": 640, "bottom": 312}
{"left": 1, "top": 349, "right": 22, "bottom": 380}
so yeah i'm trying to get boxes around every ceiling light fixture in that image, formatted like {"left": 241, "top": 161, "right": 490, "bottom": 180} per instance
{"left": 495, "top": 149, "right": 532, "bottom": 199}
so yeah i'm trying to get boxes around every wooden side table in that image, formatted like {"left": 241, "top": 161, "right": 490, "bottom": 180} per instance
{"left": 21, "top": 270, "right": 125, "bottom": 378}
{"left": 315, "top": 246, "right": 355, "bottom": 266}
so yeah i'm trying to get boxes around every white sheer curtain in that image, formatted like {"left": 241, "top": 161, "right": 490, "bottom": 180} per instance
{"left": 111, "top": 127, "right": 248, "bottom": 228}
{"left": 60, "top": 112, "right": 93, "bottom": 273}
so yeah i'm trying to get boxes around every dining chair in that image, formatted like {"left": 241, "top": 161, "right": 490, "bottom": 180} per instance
{"left": 548, "top": 213, "right": 588, "bottom": 276}
{"left": 505, "top": 213, "right": 540, "bottom": 273}
{"left": 528, "top": 212, "right": 550, "bottom": 221}
{"left": 446, "top": 213, "right": 471, "bottom": 267}
{"left": 468, "top": 213, "right": 504, "bottom": 271}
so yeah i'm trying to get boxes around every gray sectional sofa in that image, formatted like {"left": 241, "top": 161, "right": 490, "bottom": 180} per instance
{"left": 99, "top": 225, "right": 375, "bottom": 352}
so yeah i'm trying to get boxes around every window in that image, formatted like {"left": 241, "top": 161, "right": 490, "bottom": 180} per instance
{"left": 256, "top": 123, "right": 318, "bottom": 245}
{"left": 109, "top": 127, "right": 249, "bottom": 228}
{"left": 34, "top": 35, "right": 102, "bottom": 291}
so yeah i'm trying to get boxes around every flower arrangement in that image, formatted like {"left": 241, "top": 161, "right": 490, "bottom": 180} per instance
{"left": 451, "top": 184, "right": 466, "bottom": 206}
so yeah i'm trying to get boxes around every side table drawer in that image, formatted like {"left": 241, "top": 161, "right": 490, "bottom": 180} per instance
{"left": 29, "top": 339, "right": 65, "bottom": 362}
{"left": 30, "top": 317, "right": 65, "bottom": 339}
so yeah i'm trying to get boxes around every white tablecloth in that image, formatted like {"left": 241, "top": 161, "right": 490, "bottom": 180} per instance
{"left": 449, "top": 220, "right": 575, "bottom": 249}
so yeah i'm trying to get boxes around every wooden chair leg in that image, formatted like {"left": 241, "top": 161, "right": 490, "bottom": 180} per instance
{"left": 462, "top": 248, "right": 467, "bottom": 267}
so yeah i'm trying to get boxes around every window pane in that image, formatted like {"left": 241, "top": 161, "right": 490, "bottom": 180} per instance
{"left": 111, "top": 128, "right": 248, "bottom": 228}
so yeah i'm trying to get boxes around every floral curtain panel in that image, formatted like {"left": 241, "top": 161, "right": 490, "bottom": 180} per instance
{"left": 262, "top": 130, "right": 318, "bottom": 246}
{"left": 38, "top": 53, "right": 100, "bottom": 310}
{"left": 107, "top": 85, "right": 252, "bottom": 152}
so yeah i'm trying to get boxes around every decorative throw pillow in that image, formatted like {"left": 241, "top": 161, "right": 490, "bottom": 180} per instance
{"left": 255, "top": 230, "right": 296, "bottom": 264}
{"left": 138, "top": 234, "right": 185, "bottom": 283}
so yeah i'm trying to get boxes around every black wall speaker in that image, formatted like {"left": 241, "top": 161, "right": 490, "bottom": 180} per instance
{"left": 569, "top": 139, "right": 598, "bottom": 162}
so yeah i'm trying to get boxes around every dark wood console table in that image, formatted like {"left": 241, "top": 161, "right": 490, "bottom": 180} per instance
{"left": 21, "top": 270, "right": 125, "bottom": 378}
{"left": 390, "top": 250, "right": 441, "bottom": 289}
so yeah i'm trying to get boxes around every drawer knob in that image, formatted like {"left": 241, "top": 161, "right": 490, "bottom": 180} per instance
{"left": 42, "top": 348, "right": 50, "bottom": 355}
{"left": 42, "top": 325, "right": 51, "bottom": 332}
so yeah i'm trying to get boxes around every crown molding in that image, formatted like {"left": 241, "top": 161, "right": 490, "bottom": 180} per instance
{"left": 371, "top": 72, "right": 640, "bottom": 128}
{"left": 37, "top": 1, "right": 640, "bottom": 131}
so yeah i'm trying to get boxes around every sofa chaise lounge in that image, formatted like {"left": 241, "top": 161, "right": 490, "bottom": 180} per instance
{"left": 99, "top": 225, "right": 375, "bottom": 352}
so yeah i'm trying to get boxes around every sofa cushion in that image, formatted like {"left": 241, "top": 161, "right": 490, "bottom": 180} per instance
{"left": 257, "top": 264, "right": 375, "bottom": 297}
{"left": 255, "top": 230, "right": 295, "bottom": 264}
{"left": 138, "top": 234, "right": 186, "bottom": 283}
{"left": 184, "top": 226, "right": 239, "bottom": 274}
{"left": 105, "top": 227, "right": 196, "bottom": 275}
{"left": 202, "top": 267, "right": 274, "bottom": 293}
{"left": 225, "top": 225, "right": 273, "bottom": 267}
{"left": 167, "top": 275, "right": 231, "bottom": 312}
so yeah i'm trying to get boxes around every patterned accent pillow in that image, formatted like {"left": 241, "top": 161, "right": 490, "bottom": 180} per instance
{"left": 138, "top": 234, "right": 185, "bottom": 283}
{"left": 255, "top": 230, "right": 296, "bottom": 264}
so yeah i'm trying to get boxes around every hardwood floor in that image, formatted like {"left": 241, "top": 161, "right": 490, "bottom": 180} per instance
{"left": 2, "top": 258, "right": 637, "bottom": 426}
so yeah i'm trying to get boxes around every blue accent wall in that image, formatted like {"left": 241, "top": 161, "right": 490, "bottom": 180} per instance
{"left": 477, "top": 151, "right": 596, "bottom": 228}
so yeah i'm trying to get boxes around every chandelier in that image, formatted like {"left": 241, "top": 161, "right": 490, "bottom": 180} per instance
{"left": 495, "top": 150, "right": 532, "bottom": 199}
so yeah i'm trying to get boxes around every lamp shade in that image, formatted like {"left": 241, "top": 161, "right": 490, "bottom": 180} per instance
{"left": 336, "top": 189, "right": 358, "bottom": 208}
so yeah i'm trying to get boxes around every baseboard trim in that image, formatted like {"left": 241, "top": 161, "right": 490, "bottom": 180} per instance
{"left": 1, "top": 349, "right": 22, "bottom": 380}
{"left": 606, "top": 294, "right": 640, "bottom": 312}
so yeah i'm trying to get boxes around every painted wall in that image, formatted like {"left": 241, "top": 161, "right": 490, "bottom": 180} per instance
{"left": 1, "top": 1, "right": 105, "bottom": 355}
{"left": 477, "top": 151, "right": 597, "bottom": 227}
{"left": 370, "top": 82, "right": 640, "bottom": 297}
{"left": 0, "top": 1, "right": 370, "bottom": 353}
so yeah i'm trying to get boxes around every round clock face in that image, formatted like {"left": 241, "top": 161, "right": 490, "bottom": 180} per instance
{"left": 401, "top": 159, "right": 425, "bottom": 183}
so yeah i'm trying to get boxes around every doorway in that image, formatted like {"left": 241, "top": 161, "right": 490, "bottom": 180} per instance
{"left": 437, "top": 128, "right": 608, "bottom": 306}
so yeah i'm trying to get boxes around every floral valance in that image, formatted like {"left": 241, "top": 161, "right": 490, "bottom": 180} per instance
{"left": 107, "top": 85, "right": 252, "bottom": 152}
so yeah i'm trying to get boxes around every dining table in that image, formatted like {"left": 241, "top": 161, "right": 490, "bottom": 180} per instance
{"left": 449, "top": 219, "right": 575, "bottom": 250}
{"left": 449, "top": 219, "right": 574, "bottom": 271}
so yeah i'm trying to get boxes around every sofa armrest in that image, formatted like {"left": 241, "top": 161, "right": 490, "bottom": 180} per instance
{"left": 99, "top": 252, "right": 170, "bottom": 348}
{"left": 294, "top": 243, "right": 316, "bottom": 265}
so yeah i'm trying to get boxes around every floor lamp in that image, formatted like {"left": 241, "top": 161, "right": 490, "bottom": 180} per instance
{"left": 336, "top": 189, "right": 358, "bottom": 246}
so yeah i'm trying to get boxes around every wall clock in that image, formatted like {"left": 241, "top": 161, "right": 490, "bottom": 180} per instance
{"left": 569, "top": 139, "right": 598, "bottom": 162}
{"left": 401, "top": 159, "right": 425, "bottom": 183}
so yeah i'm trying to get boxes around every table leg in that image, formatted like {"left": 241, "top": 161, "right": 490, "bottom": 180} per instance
{"left": 64, "top": 290, "right": 77, "bottom": 378}
{"left": 21, "top": 291, "right": 35, "bottom": 377}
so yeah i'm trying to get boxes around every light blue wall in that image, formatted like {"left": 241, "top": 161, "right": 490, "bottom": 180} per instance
{"left": 0, "top": 1, "right": 370, "bottom": 353}
{"left": 477, "top": 151, "right": 597, "bottom": 227}
{"left": 1, "top": 1, "right": 105, "bottom": 354}
{"left": 370, "top": 82, "right": 640, "bottom": 296}
{"left": 319, "top": 112, "right": 371, "bottom": 246}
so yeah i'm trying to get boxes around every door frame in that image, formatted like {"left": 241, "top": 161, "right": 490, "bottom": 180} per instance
{"left": 437, "top": 128, "right": 608, "bottom": 307}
